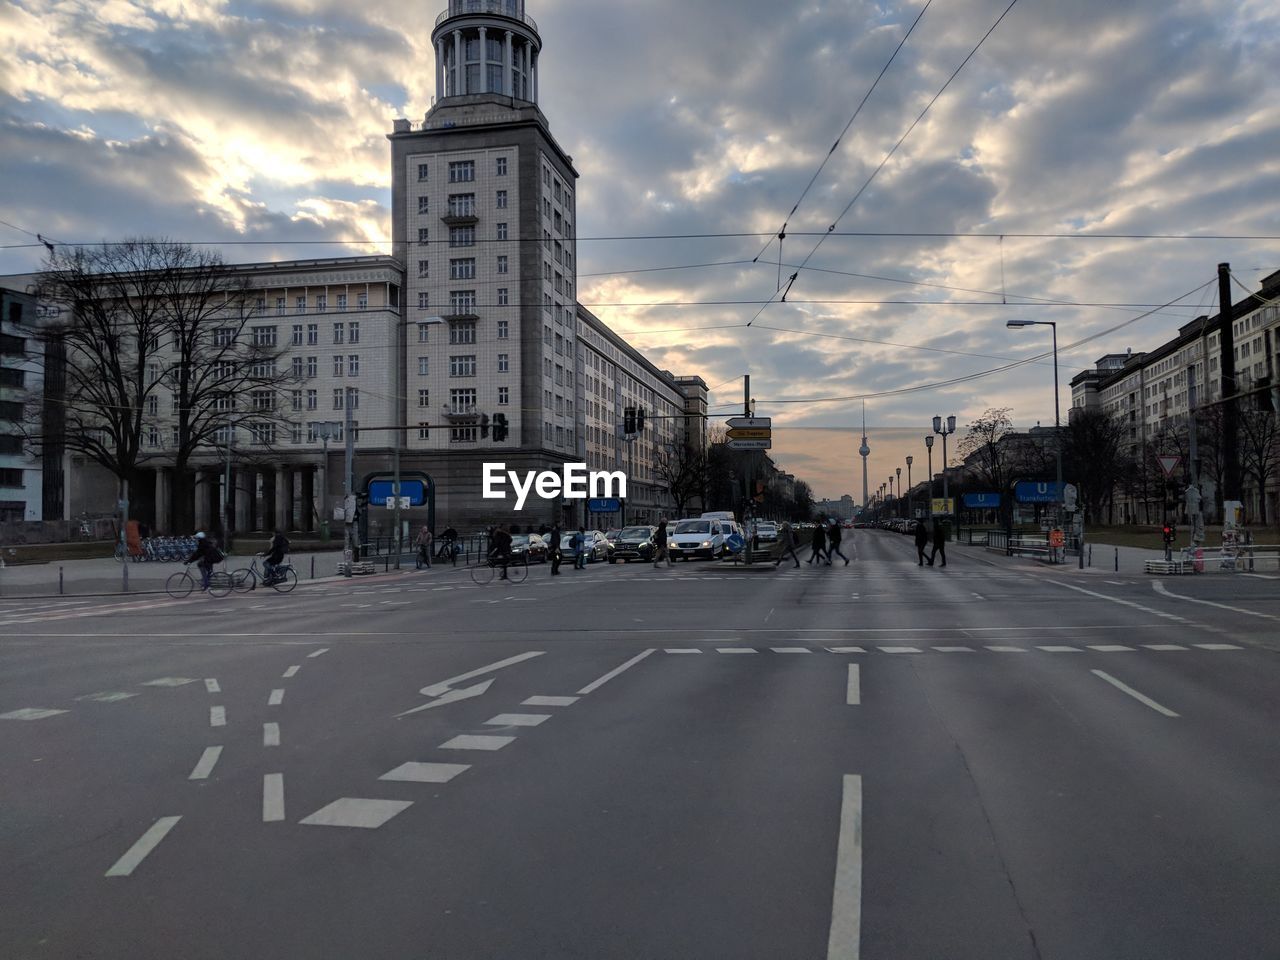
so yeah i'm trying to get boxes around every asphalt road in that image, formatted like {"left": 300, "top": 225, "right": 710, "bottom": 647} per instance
{"left": 1, "top": 531, "right": 1277, "bottom": 959}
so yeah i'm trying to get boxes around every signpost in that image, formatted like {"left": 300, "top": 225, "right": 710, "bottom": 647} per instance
{"left": 962, "top": 493, "right": 1000, "bottom": 509}
{"left": 587, "top": 497, "right": 620, "bottom": 513}
{"left": 1014, "top": 481, "right": 1063, "bottom": 504}
{"left": 726, "top": 416, "right": 771, "bottom": 450}
{"left": 1157, "top": 455, "right": 1182, "bottom": 477}
{"left": 930, "top": 498, "right": 954, "bottom": 515}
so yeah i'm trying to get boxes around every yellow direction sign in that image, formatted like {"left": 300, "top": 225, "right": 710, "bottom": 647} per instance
{"left": 727, "top": 427, "right": 771, "bottom": 440}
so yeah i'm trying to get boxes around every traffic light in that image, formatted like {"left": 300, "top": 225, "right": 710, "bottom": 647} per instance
{"left": 492, "top": 413, "right": 508, "bottom": 442}
{"left": 636, "top": 408, "right": 646, "bottom": 433}
{"left": 479, "top": 413, "right": 490, "bottom": 439}
{"left": 624, "top": 407, "right": 636, "bottom": 434}
{"left": 1162, "top": 523, "right": 1175, "bottom": 543}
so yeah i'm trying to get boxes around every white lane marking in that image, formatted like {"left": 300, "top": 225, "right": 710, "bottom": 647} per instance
{"left": 189, "top": 746, "right": 223, "bottom": 780}
{"left": 432, "top": 586, "right": 454, "bottom": 591}
{"left": 1153, "top": 580, "right": 1280, "bottom": 620}
{"left": 263, "top": 774, "right": 285, "bottom": 822}
{"left": 523, "top": 696, "right": 579, "bottom": 706}
{"left": 771, "top": 647, "right": 812, "bottom": 654}
{"left": 1241, "top": 573, "right": 1280, "bottom": 580}
{"left": 380, "top": 762, "right": 470, "bottom": 783}
{"left": 204, "top": 679, "right": 220, "bottom": 694}
{"left": 1105, "top": 580, "right": 1126, "bottom": 585}
{"left": 986, "top": 646, "right": 1028, "bottom": 653}
{"left": 439, "top": 734, "right": 515, "bottom": 751}
{"left": 268, "top": 689, "right": 285, "bottom": 706}
{"left": 1038, "top": 646, "right": 1083, "bottom": 653}
{"left": 827, "top": 646, "right": 867, "bottom": 654}
{"left": 300, "top": 798, "right": 412, "bottom": 829}
{"left": 576, "top": 649, "right": 655, "bottom": 695}
{"left": 209, "top": 706, "right": 226, "bottom": 727}
{"left": 932, "top": 646, "right": 974, "bottom": 653}
{"left": 717, "top": 647, "right": 758, "bottom": 654}
{"left": 141, "top": 677, "right": 198, "bottom": 687}
{"left": 484, "top": 713, "right": 551, "bottom": 727}
{"left": 1194, "top": 643, "right": 1244, "bottom": 650}
{"left": 282, "top": 665, "right": 300, "bottom": 678}
{"left": 1, "top": 707, "right": 69, "bottom": 720}
{"left": 307, "top": 648, "right": 330, "bottom": 658}
{"left": 826, "top": 774, "right": 862, "bottom": 960}
{"left": 1091, "top": 670, "right": 1179, "bottom": 717}
{"left": 76, "top": 692, "right": 138, "bottom": 702}
{"left": 846, "top": 664, "right": 860, "bottom": 706}
{"left": 1088, "top": 645, "right": 1136, "bottom": 652}
{"left": 664, "top": 648, "right": 702, "bottom": 654}
{"left": 420, "top": 651, "right": 546, "bottom": 698}
{"left": 878, "top": 646, "right": 922, "bottom": 654}
{"left": 263, "top": 722, "right": 280, "bottom": 747}
{"left": 1143, "top": 644, "right": 1189, "bottom": 651}
{"left": 1042, "top": 579, "right": 1190, "bottom": 622}
{"left": 105, "top": 816, "right": 182, "bottom": 877}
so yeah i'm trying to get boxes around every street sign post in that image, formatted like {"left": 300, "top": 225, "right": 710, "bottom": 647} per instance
{"left": 726, "top": 417, "right": 770, "bottom": 429}
{"left": 1157, "top": 455, "right": 1181, "bottom": 477}
{"left": 726, "top": 438, "right": 771, "bottom": 450}
{"left": 930, "top": 497, "right": 954, "bottom": 515}
{"left": 1014, "top": 481, "right": 1063, "bottom": 504}
{"left": 587, "top": 497, "right": 620, "bottom": 513}
{"left": 727, "top": 427, "right": 771, "bottom": 440}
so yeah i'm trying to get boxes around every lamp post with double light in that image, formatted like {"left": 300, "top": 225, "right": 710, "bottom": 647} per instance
{"left": 932, "top": 415, "right": 956, "bottom": 515}
{"left": 905, "top": 456, "right": 913, "bottom": 518}
{"left": 1005, "top": 319, "right": 1062, "bottom": 509}
{"left": 924, "top": 435, "right": 935, "bottom": 516}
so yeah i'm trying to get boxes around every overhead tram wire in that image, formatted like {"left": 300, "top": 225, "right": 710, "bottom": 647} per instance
{"left": 750, "top": 0, "right": 936, "bottom": 267}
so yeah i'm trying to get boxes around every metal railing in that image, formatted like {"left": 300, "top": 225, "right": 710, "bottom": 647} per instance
{"left": 436, "top": 0, "right": 537, "bottom": 30}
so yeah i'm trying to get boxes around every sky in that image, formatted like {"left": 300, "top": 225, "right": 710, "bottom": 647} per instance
{"left": 2, "top": 0, "right": 1279, "bottom": 502}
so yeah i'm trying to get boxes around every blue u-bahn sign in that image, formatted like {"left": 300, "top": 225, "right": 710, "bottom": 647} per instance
{"left": 1014, "top": 481, "right": 1062, "bottom": 504}
{"left": 963, "top": 492, "right": 1001, "bottom": 508}
{"left": 587, "top": 497, "right": 621, "bottom": 513}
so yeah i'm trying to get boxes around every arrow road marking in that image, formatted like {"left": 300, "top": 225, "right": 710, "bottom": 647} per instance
{"left": 396, "top": 679, "right": 495, "bottom": 717}
{"left": 419, "top": 651, "right": 545, "bottom": 698}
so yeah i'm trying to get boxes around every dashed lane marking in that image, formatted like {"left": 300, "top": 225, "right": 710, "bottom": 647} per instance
{"left": 879, "top": 646, "right": 923, "bottom": 654}
{"left": 439, "top": 734, "right": 516, "bottom": 751}
{"left": 105, "top": 816, "right": 181, "bottom": 877}
{"left": 380, "top": 762, "right": 470, "bottom": 784}
{"left": 1, "top": 707, "right": 69, "bottom": 720}
{"left": 204, "top": 679, "right": 220, "bottom": 693}
{"left": 846, "top": 665, "right": 860, "bottom": 706}
{"left": 826, "top": 774, "right": 863, "bottom": 960}
{"left": 716, "top": 647, "right": 758, "bottom": 654}
{"left": 1143, "top": 644, "right": 1189, "bottom": 651}
{"left": 771, "top": 647, "right": 813, "bottom": 654}
{"left": 933, "top": 646, "right": 975, "bottom": 653}
{"left": 1088, "top": 645, "right": 1137, "bottom": 652}
{"left": 300, "top": 798, "right": 414, "bottom": 829}
{"left": 664, "top": 648, "right": 702, "bottom": 653}
{"left": 209, "top": 706, "right": 226, "bottom": 727}
{"left": 523, "top": 696, "right": 579, "bottom": 706}
{"left": 1092, "top": 670, "right": 1179, "bottom": 718}
{"left": 1038, "top": 646, "right": 1084, "bottom": 653}
{"left": 827, "top": 646, "right": 867, "bottom": 654}
{"left": 1194, "top": 643, "right": 1244, "bottom": 650}
{"left": 76, "top": 692, "right": 138, "bottom": 703}
{"left": 263, "top": 774, "right": 285, "bottom": 822}
{"left": 986, "top": 646, "right": 1030, "bottom": 653}
{"left": 268, "top": 689, "right": 285, "bottom": 706}
{"left": 307, "top": 648, "right": 329, "bottom": 658}
{"left": 141, "top": 677, "right": 197, "bottom": 687}
{"left": 189, "top": 746, "right": 222, "bottom": 780}
{"left": 263, "top": 722, "right": 280, "bottom": 747}
{"left": 484, "top": 713, "right": 551, "bottom": 727}
{"left": 282, "top": 665, "right": 300, "bottom": 678}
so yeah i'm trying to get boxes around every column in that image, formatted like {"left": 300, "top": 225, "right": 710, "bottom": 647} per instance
{"left": 300, "top": 467, "right": 315, "bottom": 533}
{"left": 235, "top": 468, "right": 251, "bottom": 534}
{"left": 436, "top": 38, "right": 445, "bottom": 100}
{"left": 275, "top": 466, "right": 289, "bottom": 532}
{"left": 478, "top": 27, "right": 487, "bottom": 93}
{"left": 194, "top": 470, "right": 210, "bottom": 531}
{"left": 453, "top": 30, "right": 463, "bottom": 95}
{"left": 504, "top": 31, "right": 513, "bottom": 98}
{"left": 154, "top": 468, "right": 170, "bottom": 534}
{"left": 531, "top": 49, "right": 538, "bottom": 103}
{"left": 522, "top": 44, "right": 530, "bottom": 100}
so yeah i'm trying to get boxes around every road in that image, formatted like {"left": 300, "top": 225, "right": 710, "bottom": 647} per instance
{"left": 1, "top": 531, "right": 1277, "bottom": 959}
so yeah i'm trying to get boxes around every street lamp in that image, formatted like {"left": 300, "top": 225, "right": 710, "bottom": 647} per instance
{"left": 390, "top": 315, "right": 447, "bottom": 568}
{"left": 924, "top": 435, "right": 935, "bottom": 516}
{"left": 895, "top": 467, "right": 902, "bottom": 518}
{"left": 932, "top": 415, "right": 957, "bottom": 515}
{"left": 311, "top": 420, "right": 343, "bottom": 543}
{"left": 905, "top": 456, "right": 913, "bottom": 518}
{"left": 1006, "top": 320, "right": 1062, "bottom": 508}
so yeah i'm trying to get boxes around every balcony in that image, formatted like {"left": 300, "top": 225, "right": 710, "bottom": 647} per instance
{"left": 441, "top": 404, "right": 479, "bottom": 422}
{"left": 441, "top": 309, "right": 479, "bottom": 322}
{"left": 436, "top": 0, "right": 536, "bottom": 31}
{"left": 440, "top": 212, "right": 478, "bottom": 227}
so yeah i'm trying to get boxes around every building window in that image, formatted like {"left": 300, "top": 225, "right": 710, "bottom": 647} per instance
{"left": 498, "top": 353, "right": 509, "bottom": 372}
{"left": 417, "top": 162, "right": 429, "bottom": 181}
{"left": 449, "top": 388, "right": 476, "bottom": 413}
{"left": 418, "top": 228, "right": 430, "bottom": 245}
{"left": 497, "top": 255, "right": 508, "bottom": 274}
{"left": 544, "top": 325, "right": 552, "bottom": 346}
{"left": 291, "top": 424, "right": 303, "bottom": 444}
{"left": 291, "top": 390, "right": 303, "bottom": 412}
{"left": 450, "top": 426, "right": 477, "bottom": 443}
{"left": 417, "top": 325, "right": 431, "bottom": 343}
{"left": 296, "top": 296, "right": 306, "bottom": 313}
{"left": 418, "top": 196, "right": 430, "bottom": 215}
{"left": 495, "top": 156, "right": 507, "bottom": 176}
{"left": 418, "top": 388, "right": 430, "bottom": 407}
{"left": 496, "top": 189, "right": 508, "bottom": 209}
{"left": 449, "top": 226, "right": 475, "bottom": 247}
{"left": 449, "top": 290, "right": 477, "bottom": 312}
{"left": 495, "top": 222, "right": 508, "bottom": 241}
{"left": 291, "top": 324, "right": 303, "bottom": 346}
{"left": 357, "top": 292, "right": 368, "bottom": 310}
{"left": 418, "top": 291, "right": 430, "bottom": 309}
{"left": 450, "top": 258, "right": 476, "bottom": 280}
{"left": 145, "top": 395, "right": 159, "bottom": 416}
{"left": 418, "top": 423, "right": 431, "bottom": 440}
{"left": 418, "top": 260, "right": 431, "bottom": 278}
{"left": 498, "top": 386, "right": 509, "bottom": 405}
{"left": 291, "top": 356, "right": 305, "bottom": 378}
{"left": 349, "top": 321, "right": 359, "bottom": 344}
{"left": 333, "top": 355, "right": 344, "bottom": 377}
{"left": 450, "top": 355, "right": 477, "bottom": 377}
{"left": 497, "top": 290, "right": 509, "bottom": 308}
{"left": 448, "top": 160, "right": 475, "bottom": 182}
{"left": 251, "top": 390, "right": 274, "bottom": 412}
{"left": 333, "top": 389, "right": 344, "bottom": 410}
{"left": 307, "top": 324, "right": 318, "bottom": 345}
{"left": 250, "top": 422, "right": 276, "bottom": 446}
{"left": 346, "top": 387, "right": 359, "bottom": 410}
{"left": 276, "top": 297, "right": 286, "bottom": 315}
{"left": 448, "top": 193, "right": 476, "bottom": 217}
{"left": 316, "top": 295, "right": 327, "bottom": 313}
{"left": 333, "top": 322, "right": 344, "bottom": 344}
{"left": 450, "top": 320, "right": 477, "bottom": 344}
{"left": 418, "top": 357, "right": 430, "bottom": 375}
{"left": 348, "top": 355, "right": 359, "bottom": 377}
{"left": 251, "top": 326, "right": 277, "bottom": 347}
{"left": 337, "top": 294, "right": 348, "bottom": 311}
{"left": 306, "top": 389, "right": 317, "bottom": 410}
{"left": 306, "top": 356, "right": 318, "bottom": 378}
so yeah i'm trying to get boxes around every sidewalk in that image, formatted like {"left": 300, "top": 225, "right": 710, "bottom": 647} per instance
{"left": 951, "top": 539, "right": 1167, "bottom": 576}
{"left": 0, "top": 549, "right": 461, "bottom": 599}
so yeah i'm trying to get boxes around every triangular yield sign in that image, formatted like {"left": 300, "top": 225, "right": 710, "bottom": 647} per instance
{"left": 1157, "top": 455, "right": 1181, "bottom": 477}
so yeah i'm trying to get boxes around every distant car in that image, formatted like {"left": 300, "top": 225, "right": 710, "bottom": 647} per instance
{"left": 509, "top": 534, "right": 548, "bottom": 563}
{"left": 608, "top": 525, "right": 656, "bottom": 563}
{"left": 755, "top": 522, "right": 779, "bottom": 543}
{"left": 668, "top": 518, "right": 725, "bottom": 560}
{"left": 560, "top": 530, "right": 609, "bottom": 563}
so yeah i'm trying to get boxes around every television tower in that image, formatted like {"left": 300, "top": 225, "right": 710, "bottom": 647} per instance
{"left": 858, "top": 401, "right": 870, "bottom": 511}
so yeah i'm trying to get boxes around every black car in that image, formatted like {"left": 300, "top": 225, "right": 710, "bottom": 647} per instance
{"left": 607, "top": 525, "right": 657, "bottom": 563}
{"left": 509, "top": 533, "right": 549, "bottom": 563}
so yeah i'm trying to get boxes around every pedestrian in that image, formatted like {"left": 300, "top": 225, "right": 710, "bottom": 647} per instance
{"left": 415, "top": 525, "right": 433, "bottom": 568}
{"left": 774, "top": 521, "right": 801, "bottom": 568}
{"left": 929, "top": 518, "right": 947, "bottom": 568}
{"left": 653, "top": 518, "right": 671, "bottom": 568}
{"left": 808, "top": 521, "right": 828, "bottom": 565}
{"left": 573, "top": 526, "right": 587, "bottom": 569}
{"left": 914, "top": 519, "right": 930, "bottom": 566}
{"left": 549, "top": 523, "right": 562, "bottom": 575}
{"left": 828, "top": 519, "right": 849, "bottom": 565}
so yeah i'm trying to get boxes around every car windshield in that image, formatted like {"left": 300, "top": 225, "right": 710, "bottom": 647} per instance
{"left": 620, "top": 527, "right": 651, "bottom": 538}
{"left": 674, "top": 520, "right": 711, "bottom": 534}
{"left": 510, "top": 535, "right": 530, "bottom": 546}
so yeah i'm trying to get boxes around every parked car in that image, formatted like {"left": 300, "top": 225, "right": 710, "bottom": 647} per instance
{"left": 560, "top": 530, "right": 609, "bottom": 563}
{"left": 608, "top": 525, "right": 657, "bottom": 562}
{"left": 509, "top": 533, "right": 548, "bottom": 563}
{"left": 754, "top": 522, "right": 779, "bottom": 543}
{"left": 668, "top": 518, "right": 725, "bottom": 560}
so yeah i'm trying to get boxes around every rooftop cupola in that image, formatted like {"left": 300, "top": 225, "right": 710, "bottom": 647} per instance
{"left": 432, "top": 0, "right": 542, "bottom": 104}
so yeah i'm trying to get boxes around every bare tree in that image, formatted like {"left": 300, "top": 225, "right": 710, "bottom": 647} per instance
{"left": 956, "top": 408, "right": 1018, "bottom": 519}
{"left": 1062, "top": 408, "right": 1130, "bottom": 524}
{"left": 653, "top": 438, "right": 707, "bottom": 519}
{"left": 1237, "top": 407, "right": 1279, "bottom": 525}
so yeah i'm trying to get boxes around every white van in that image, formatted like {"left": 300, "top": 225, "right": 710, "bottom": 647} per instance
{"left": 668, "top": 517, "right": 726, "bottom": 560}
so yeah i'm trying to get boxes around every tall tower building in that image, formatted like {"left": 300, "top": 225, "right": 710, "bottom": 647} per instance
{"left": 390, "top": 0, "right": 580, "bottom": 528}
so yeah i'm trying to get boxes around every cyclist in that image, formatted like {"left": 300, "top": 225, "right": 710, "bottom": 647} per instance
{"left": 260, "top": 528, "right": 290, "bottom": 585}
{"left": 415, "top": 525, "right": 433, "bottom": 568}
{"left": 185, "top": 532, "right": 219, "bottom": 591}
{"left": 490, "top": 524, "right": 514, "bottom": 580}
{"left": 439, "top": 524, "right": 459, "bottom": 565}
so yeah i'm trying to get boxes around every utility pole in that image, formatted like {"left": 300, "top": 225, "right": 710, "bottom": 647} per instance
{"left": 1217, "top": 262, "right": 1241, "bottom": 509}
{"left": 343, "top": 393, "right": 355, "bottom": 576}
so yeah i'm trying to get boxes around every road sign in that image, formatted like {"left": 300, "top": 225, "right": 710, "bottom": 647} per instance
{"left": 1156, "top": 455, "right": 1181, "bottom": 477}
{"left": 726, "top": 416, "right": 771, "bottom": 429}
{"left": 384, "top": 496, "right": 396, "bottom": 509}
{"left": 726, "top": 438, "right": 771, "bottom": 450}
{"left": 930, "top": 498, "right": 954, "bottom": 515}
{"left": 727, "top": 427, "right": 771, "bottom": 440}
{"left": 369, "top": 479, "right": 426, "bottom": 506}
{"left": 1014, "top": 481, "right": 1062, "bottom": 504}
{"left": 962, "top": 492, "right": 1001, "bottom": 508}
{"left": 587, "top": 497, "right": 620, "bottom": 512}
{"left": 724, "top": 532, "right": 745, "bottom": 553}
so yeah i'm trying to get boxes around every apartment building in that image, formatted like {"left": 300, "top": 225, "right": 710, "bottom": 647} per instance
{"left": 0, "top": 287, "right": 42, "bottom": 522}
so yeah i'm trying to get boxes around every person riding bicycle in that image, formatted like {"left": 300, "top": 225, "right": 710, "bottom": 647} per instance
{"left": 260, "top": 529, "right": 290, "bottom": 584}
{"left": 438, "top": 525, "right": 460, "bottom": 564}
{"left": 490, "top": 524, "right": 514, "bottom": 580}
{"left": 185, "top": 532, "right": 219, "bottom": 591}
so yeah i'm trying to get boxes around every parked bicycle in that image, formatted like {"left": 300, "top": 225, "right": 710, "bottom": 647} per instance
{"left": 230, "top": 556, "right": 298, "bottom": 594}
{"left": 469, "top": 548, "right": 528, "bottom": 585}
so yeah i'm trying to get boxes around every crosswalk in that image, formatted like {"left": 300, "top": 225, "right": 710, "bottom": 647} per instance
{"left": 661, "top": 642, "right": 1245, "bottom": 656}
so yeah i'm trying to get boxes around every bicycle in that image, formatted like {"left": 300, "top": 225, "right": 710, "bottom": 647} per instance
{"left": 230, "top": 556, "right": 298, "bottom": 593}
{"left": 469, "top": 549, "right": 528, "bottom": 585}
{"left": 166, "top": 563, "right": 233, "bottom": 598}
